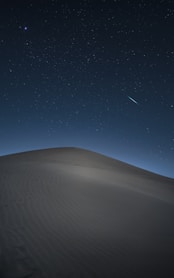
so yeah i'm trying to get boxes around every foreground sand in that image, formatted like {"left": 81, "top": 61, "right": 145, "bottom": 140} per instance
{"left": 0, "top": 147, "right": 174, "bottom": 277}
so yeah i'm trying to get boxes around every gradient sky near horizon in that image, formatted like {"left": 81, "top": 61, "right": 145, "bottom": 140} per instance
{"left": 0, "top": 0, "right": 174, "bottom": 178}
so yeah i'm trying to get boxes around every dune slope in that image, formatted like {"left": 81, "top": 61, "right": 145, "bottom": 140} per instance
{"left": 0, "top": 147, "right": 174, "bottom": 278}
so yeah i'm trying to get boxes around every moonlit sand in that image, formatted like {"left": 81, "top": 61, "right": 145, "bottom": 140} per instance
{"left": 0, "top": 147, "right": 174, "bottom": 277}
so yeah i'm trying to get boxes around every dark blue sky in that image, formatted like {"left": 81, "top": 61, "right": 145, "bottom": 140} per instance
{"left": 0, "top": 0, "right": 174, "bottom": 178}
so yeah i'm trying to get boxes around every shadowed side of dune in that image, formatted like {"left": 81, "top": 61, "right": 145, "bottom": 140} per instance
{"left": 0, "top": 147, "right": 174, "bottom": 277}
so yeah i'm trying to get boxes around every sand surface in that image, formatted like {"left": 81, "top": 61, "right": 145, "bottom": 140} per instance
{"left": 0, "top": 147, "right": 174, "bottom": 277}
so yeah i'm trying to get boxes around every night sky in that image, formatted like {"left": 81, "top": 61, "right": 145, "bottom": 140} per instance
{"left": 0, "top": 0, "right": 174, "bottom": 178}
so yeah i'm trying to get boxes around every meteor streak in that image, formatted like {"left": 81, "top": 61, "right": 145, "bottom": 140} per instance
{"left": 128, "top": 96, "right": 139, "bottom": 105}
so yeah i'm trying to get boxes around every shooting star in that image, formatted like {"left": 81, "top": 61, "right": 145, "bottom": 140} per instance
{"left": 128, "top": 96, "right": 139, "bottom": 105}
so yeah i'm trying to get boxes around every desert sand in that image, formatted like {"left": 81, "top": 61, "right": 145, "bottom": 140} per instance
{"left": 0, "top": 147, "right": 174, "bottom": 277}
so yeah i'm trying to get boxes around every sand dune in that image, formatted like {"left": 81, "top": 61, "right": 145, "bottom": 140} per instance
{"left": 0, "top": 147, "right": 174, "bottom": 277}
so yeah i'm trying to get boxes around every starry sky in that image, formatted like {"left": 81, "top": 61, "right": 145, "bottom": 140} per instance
{"left": 0, "top": 0, "right": 174, "bottom": 178}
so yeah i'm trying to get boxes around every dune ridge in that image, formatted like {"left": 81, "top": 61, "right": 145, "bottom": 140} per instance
{"left": 0, "top": 147, "right": 174, "bottom": 277}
